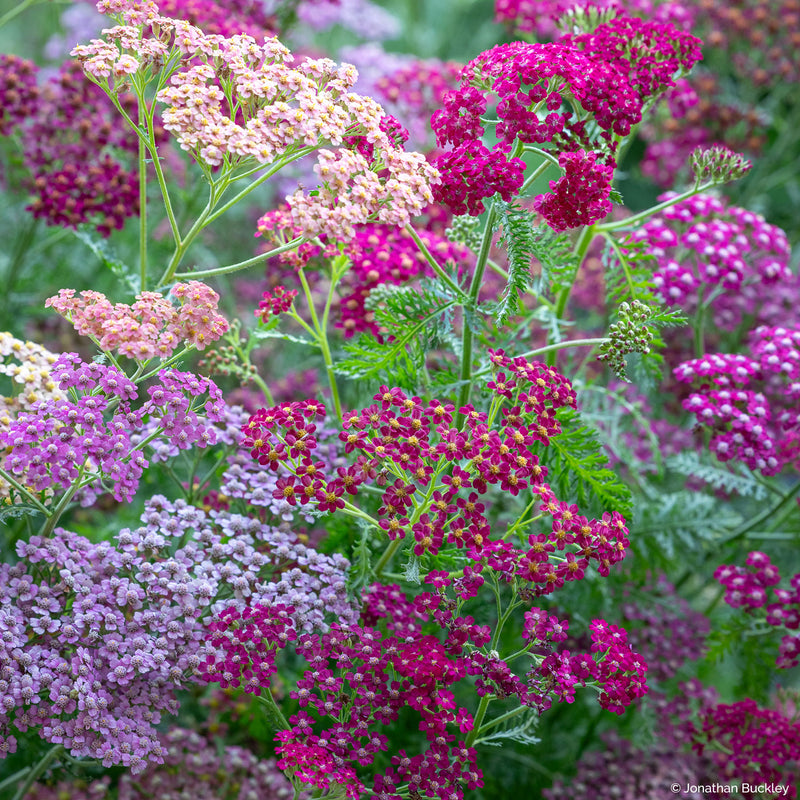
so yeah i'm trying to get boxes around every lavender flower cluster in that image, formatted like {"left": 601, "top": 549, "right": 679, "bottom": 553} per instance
{"left": 0, "top": 496, "right": 355, "bottom": 770}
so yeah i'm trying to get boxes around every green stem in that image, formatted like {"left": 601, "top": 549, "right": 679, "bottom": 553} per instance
{"left": 694, "top": 286, "right": 706, "bottom": 357}
{"left": 12, "top": 744, "right": 62, "bottom": 800}
{"left": 37, "top": 467, "right": 87, "bottom": 537}
{"left": 675, "top": 479, "right": 800, "bottom": 590}
{"left": 476, "top": 704, "right": 530, "bottom": 735}
{"left": 404, "top": 224, "right": 464, "bottom": 297}
{"left": 298, "top": 268, "right": 343, "bottom": 424}
{"left": 374, "top": 538, "right": 404, "bottom": 578}
{"left": 174, "top": 237, "right": 307, "bottom": 280}
{"left": 597, "top": 182, "right": 717, "bottom": 233}
{"left": 256, "top": 688, "right": 291, "bottom": 731}
{"left": 0, "top": 0, "right": 41, "bottom": 29}
{"left": 465, "top": 695, "right": 492, "bottom": 749}
{"left": 0, "top": 468, "right": 49, "bottom": 514}
{"left": 473, "top": 338, "right": 606, "bottom": 381}
{"left": 457, "top": 203, "right": 497, "bottom": 416}
{"left": 138, "top": 99, "right": 148, "bottom": 289}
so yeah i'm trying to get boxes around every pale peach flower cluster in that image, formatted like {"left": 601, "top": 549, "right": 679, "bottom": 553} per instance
{"left": 0, "top": 333, "right": 65, "bottom": 501}
{"left": 0, "top": 333, "right": 64, "bottom": 430}
{"left": 45, "top": 281, "right": 229, "bottom": 360}
{"left": 70, "top": 0, "right": 440, "bottom": 242}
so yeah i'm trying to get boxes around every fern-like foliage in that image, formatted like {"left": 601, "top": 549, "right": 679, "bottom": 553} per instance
{"left": 74, "top": 225, "right": 141, "bottom": 296}
{"left": 493, "top": 201, "right": 536, "bottom": 326}
{"left": 602, "top": 234, "right": 660, "bottom": 309}
{"left": 533, "top": 224, "right": 581, "bottom": 300}
{"left": 538, "top": 407, "right": 633, "bottom": 518}
{"left": 334, "top": 279, "right": 459, "bottom": 389}
{"left": 666, "top": 452, "right": 768, "bottom": 500}
{"left": 476, "top": 707, "right": 541, "bottom": 748}
{"left": 633, "top": 489, "right": 741, "bottom": 566}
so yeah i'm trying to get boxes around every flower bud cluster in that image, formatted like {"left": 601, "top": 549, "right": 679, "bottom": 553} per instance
{"left": 597, "top": 300, "right": 655, "bottom": 380}
{"left": 46, "top": 281, "right": 229, "bottom": 360}
{"left": 690, "top": 144, "right": 752, "bottom": 185}
{"left": 715, "top": 551, "right": 800, "bottom": 669}
{"left": 0, "top": 495, "right": 354, "bottom": 769}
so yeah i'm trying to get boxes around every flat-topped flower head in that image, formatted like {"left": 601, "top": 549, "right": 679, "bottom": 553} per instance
{"left": 46, "top": 281, "right": 228, "bottom": 360}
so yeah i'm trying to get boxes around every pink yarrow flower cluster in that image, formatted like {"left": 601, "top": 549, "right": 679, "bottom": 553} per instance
{"left": 675, "top": 325, "right": 800, "bottom": 475}
{"left": 715, "top": 551, "right": 800, "bottom": 670}
{"left": 45, "top": 281, "right": 229, "bottom": 359}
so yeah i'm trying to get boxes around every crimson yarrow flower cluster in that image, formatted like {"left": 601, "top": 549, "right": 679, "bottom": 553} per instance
{"left": 243, "top": 351, "right": 630, "bottom": 593}
{"left": 431, "top": 16, "right": 700, "bottom": 225}
{"left": 72, "top": 1, "right": 439, "bottom": 242}
{"left": 46, "top": 281, "right": 229, "bottom": 360}
{"left": 0, "top": 495, "right": 354, "bottom": 769}
{"left": 203, "top": 574, "right": 646, "bottom": 799}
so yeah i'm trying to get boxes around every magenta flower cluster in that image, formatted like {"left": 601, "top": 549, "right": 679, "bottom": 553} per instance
{"left": 256, "top": 212, "right": 469, "bottom": 336}
{"left": 627, "top": 194, "right": 792, "bottom": 329}
{"left": 0, "top": 54, "right": 38, "bottom": 136}
{"left": 715, "top": 551, "right": 800, "bottom": 669}
{"left": 202, "top": 569, "right": 646, "bottom": 799}
{"left": 430, "top": 16, "right": 700, "bottom": 224}
{"left": 12, "top": 59, "right": 144, "bottom": 235}
{"left": 243, "top": 351, "right": 630, "bottom": 592}
{"left": 675, "top": 324, "right": 800, "bottom": 475}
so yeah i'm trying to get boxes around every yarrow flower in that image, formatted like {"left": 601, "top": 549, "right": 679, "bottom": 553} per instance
{"left": 26, "top": 728, "right": 295, "bottom": 800}
{"left": 46, "top": 281, "right": 229, "bottom": 359}
{"left": 255, "top": 212, "right": 469, "bottom": 336}
{"left": 430, "top": 18, "right": 700, "bottom": 222}
{"left": 0, "top": 353, "right": 224, "bottom": 503}
{"left": 243, "top": 352, "right": 630, "bottom": 593}
{"left": 71, "top": 5, "right": 439, "bottom": 242}
{"left": 715, "top": 551, "right": 800, "bottom": 670}
{"left": 626, "top": 193, "right": 793, "bottom": 330}
{"left": 675, "top": 325, "right": 800, "bottom": 475}
{"left": 0, "top": 496, "right": 354, "bottom": 771}
{"left": 0, "top": 54, "right": 39, "bottom": 136}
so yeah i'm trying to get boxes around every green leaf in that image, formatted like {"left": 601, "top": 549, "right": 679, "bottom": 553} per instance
{"left": 73, "top": 225, "right": 141, "bottom": 295}
{"left": 335, "top": 280, "right": 458, "bottom": 387}
{"left": 634, "top": 488, "right": 741, "bottom": 563}
{"left": 493, "top": 200, "right": 536, "bottom": 326}
{"left": 666, "top": 452, "right": 768, "bottom": 500}
{"left": 0, "top": 503, "right": 45, "bottom": 523}
{"left": 250, "top": 328, "right": 317, "bottom": 348}
{"left": 543, "top": 407, "right": 633, "bottom": 518}
{"left": 477, "top": 707, "right": 541, "bottom": 747}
